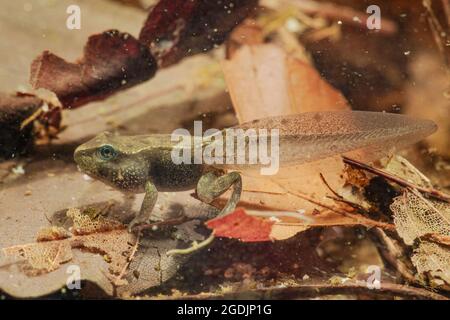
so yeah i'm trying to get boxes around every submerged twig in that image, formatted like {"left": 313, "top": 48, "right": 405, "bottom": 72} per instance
{"left": 273, "top": 186, "right": 396, "bottom": 231}
{"left": 166, "top": 280, "right": 448, "bottom": 300}
{"left": 420, "top": 233, "right": 450, "bottom": 246}
{"left": 370, "top": 227, "right": 417, "bottom": 284}
{"left": 342, "top": 156, "right": 450, "bottom": 203}
{"left": 319, "top": 173, "right": 343, "bottom": 199}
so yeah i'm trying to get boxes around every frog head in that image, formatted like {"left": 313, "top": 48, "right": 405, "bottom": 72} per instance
{"left": 74, "top": 132, "right": 150, "bottom": 192}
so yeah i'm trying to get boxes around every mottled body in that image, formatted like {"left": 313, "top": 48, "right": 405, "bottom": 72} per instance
{"left": 74, "top": 132, "right": 241, "bottom": 230}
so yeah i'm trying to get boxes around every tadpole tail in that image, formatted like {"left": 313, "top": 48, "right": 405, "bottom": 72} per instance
{"left": 207, "top": 111, "right": 437, "bottom": 171}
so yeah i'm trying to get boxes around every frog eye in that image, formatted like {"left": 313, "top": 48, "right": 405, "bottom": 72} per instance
{"left": 98, "top": 145, "right": 117, "bottom": 161}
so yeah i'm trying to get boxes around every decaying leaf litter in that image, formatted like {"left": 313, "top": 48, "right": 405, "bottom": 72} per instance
{"left": 0, "top": 0, "right": 450, "bottom": 299}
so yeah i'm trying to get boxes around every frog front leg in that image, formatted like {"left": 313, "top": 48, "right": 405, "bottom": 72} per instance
{"left": 129, "top": 180, "right": 158, "bottom": 231}
{"left": 196, "top": 170, "right": 242, "bottom": 216}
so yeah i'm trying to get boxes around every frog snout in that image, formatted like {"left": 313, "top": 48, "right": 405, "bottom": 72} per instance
{"left": 73, "top": 146, "right": 91, "bottom": 170}
{"left": 73, "top": 146, "right": 83, "bottom": 165}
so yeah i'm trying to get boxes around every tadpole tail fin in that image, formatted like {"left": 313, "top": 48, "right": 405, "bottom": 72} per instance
{"left": 206, "top": 111, "right": 437, "bottom": 171}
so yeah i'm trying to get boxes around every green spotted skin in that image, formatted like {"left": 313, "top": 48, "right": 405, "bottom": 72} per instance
{"left": 74, "top": 132, "right": 204, "bottom": 192}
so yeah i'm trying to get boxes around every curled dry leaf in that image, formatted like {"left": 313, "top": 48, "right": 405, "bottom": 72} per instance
{"left": 139, "top": 0, "right": 258, "bottom": 67}
{"left": 30, "top": 30, "right": 157, "bottom": 109}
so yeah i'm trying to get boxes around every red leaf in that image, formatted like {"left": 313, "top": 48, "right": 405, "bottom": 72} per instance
{"left": 206, "top": 208, "right": 274, "bottom": 242}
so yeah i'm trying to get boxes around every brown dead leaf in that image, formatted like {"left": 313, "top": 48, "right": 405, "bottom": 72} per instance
{"left": 72, "top": 229, "right": 135, "bottom": 275}
{"left": 222, "top": 44, "right": 350, "bottom": 123}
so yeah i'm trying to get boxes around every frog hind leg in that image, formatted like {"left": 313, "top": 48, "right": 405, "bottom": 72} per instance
{"left": 129, "top": 180, "right": 158, "bottom": 232}
{"left": 169, "top": 171, "right": 241, "bottom": 257}
{"left": 196, "top": 170, "right": 242, "bottom": 216}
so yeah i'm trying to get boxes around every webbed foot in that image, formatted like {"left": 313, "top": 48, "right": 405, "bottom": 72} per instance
{"left": 196, "top": 170, "right": 242, "bottom": 216}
